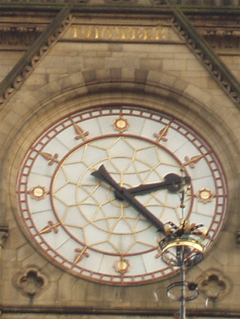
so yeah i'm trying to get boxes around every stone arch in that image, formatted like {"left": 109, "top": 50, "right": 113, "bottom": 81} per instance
{"left": 1, "top": 68, "right": 240, "bottom": 231}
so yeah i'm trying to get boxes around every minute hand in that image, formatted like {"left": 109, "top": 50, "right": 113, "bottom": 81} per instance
{"left": 91, "top": 165, "right": 165, "bottom": 233}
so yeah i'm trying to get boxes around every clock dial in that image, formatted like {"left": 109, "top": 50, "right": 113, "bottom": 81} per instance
{"left": 16, "top": 106, "right": 228, "bottom": 285}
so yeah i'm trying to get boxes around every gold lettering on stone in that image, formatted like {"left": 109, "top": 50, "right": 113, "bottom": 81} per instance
{"left": 156, "top": 27, "right": 166, "bottom": 40}
{"left": 73, "top": 27, "right": 78, "bottom": 38}
{"left": 105, "top": 26, "right": 115, "bottom": 39}
{"left": 81, "top": 26, "right": 92, "bottom": 38}
{"left": 71, "top": 25, "right": 167, "bottom": 42}
{"left": 144, "top": 27, "right": 153, "bottom": 41}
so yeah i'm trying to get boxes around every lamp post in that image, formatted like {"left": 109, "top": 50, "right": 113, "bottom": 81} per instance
{"left": 159, "top": 182, "right": 208, "bottom": 319}
{"left": 159, "top": 218, "right": 207, "bottom": 319}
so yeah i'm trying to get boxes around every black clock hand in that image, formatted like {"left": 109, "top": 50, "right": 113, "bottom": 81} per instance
{"left": 128, "top": 173, "right": 191, "bottom": 196}
{"left": 91, "top": 164, "right": 124, "bottom": 200}
{"left": 91, "top": 165, "right": 165, "bottom": 233}
{"left": 91, "top": 166, "right": 190, "bottom": 197}
{"left": 121, "top": 187, "right": 165, "bottom": 233}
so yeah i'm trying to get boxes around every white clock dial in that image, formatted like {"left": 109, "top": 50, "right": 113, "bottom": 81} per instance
{"left": 17, "top": 106, "right": 227, "bottom": 285}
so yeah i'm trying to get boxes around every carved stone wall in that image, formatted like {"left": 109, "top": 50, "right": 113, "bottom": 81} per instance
{"left": 1, "top": 0, "right": 240, "bottom": 5}
{"left": 0, "top": 3, "right": 240, "bottom": 319}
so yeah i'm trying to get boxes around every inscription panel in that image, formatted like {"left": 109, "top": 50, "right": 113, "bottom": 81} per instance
{"left": 62, "top": 25, "right": 182, "bottom": 43}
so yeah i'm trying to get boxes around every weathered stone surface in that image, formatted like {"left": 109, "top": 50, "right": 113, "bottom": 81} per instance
{"left": 0, "top": 4, "right": 240, "bottom": 318}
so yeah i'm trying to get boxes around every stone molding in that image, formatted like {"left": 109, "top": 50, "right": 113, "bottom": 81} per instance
{"left": 0, "top": 6, "right": 74, "bottom": 108}
{"left": 164, "top": 0, "right": 240, "bottom": 107}
{"left": 0, "top": 27, "right": 42, "bottom": 49}
{"left": 1, "top": 24, "right": 240, "bottom": 49}
{"left": 1, "top": 1, "right": 240, "bottom": 112}
{"left": 0, "top": 225, "right": 8, "bottom": 248}
{"left": 1, "top": 0, "right": 240, "bottom": 6}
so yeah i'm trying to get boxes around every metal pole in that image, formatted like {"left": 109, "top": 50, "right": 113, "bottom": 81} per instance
{"left": 180, "top": 246, "right": 186, "bottom": 319}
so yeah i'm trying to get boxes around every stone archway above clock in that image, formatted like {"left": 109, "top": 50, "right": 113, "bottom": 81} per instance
{"left": 3, "top": 69, "right": 240, "bottom": 231}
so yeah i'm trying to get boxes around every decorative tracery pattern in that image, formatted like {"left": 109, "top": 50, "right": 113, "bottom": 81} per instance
{"left": 16, "top": 106, "right": 228, "bottom": 284}
{"left": 52, "top": 136, "right": 186, "bottom": 256}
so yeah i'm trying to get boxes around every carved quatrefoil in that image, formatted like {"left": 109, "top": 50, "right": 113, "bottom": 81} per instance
{"left": 197, "top": 269, "right": 230, "bottom": 301}
{"left": 14, "top": 267, "right": 48, "bottom": 297}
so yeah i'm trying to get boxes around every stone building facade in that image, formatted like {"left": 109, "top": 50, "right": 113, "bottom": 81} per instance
{"left": 0, "top": 1, "right": 240, "bottom": 318}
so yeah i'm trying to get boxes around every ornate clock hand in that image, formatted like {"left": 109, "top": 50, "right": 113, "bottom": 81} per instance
{"left": 91, "top": 165, "right": 166, "bottom": 233}
{"left": 120, "top": 188, "right": 166, "bottom": 233}
{"left": 128, "top": 173, "right": 191, "bottom": 196}
{"left": 91, "top": 164, "right": 124, "bottom": 199}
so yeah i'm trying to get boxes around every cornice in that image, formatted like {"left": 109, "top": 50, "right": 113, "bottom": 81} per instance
{"left": 0, "top": 304, "right": 240, "bottom": 318}
{"left": 164, "top": 0, "right": 240, "bottom": 107}
{"left": 1, "top": 0, "right": 240, "bottom": 109}
{"left": 0, "top": 4, "right": 74, "bottom": 107}
{"left": 1, "top": 1, "right": 240, "bottom": 15}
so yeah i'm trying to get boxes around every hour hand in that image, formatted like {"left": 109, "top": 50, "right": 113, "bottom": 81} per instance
{"left": 128, "top": 173, "right": 191, "bottom": 196}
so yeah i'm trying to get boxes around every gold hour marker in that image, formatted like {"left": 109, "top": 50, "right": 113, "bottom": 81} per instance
{"left": 196, "top": 188, "right": 214, "bottom": 203}
{"left": 154, "top": 123, "right": 171, "bottom": 142}
{"left": 40, "top": 221, "right": 60, "bottom": 234}
{"left": 73, "top": 247, "right": 89, "bottom": 266}
{"left": 29, "top": 186, "right": 48, "bottom": 200}
{"left": 40, "top": 152, "right": 59, "bottom": 165}
{"left": 113, "top": 257, "right": 131, "bottom": 274}
{"left": 73, "top": 123, "right": 89, "bottom": 140}
{"left": 183, "top": 153, "right": 208, "bottom": 168}
{"left": 113, "top": 116, "right": 130, "bottom": 133}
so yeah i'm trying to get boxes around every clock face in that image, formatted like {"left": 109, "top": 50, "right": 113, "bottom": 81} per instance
{"left": 16, "top": 106, "right": 228, "bottom": 285}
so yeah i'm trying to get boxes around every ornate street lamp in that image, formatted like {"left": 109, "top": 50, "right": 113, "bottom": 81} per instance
{"left": 159, "top": 185, "right": 209, "bottom": 319}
